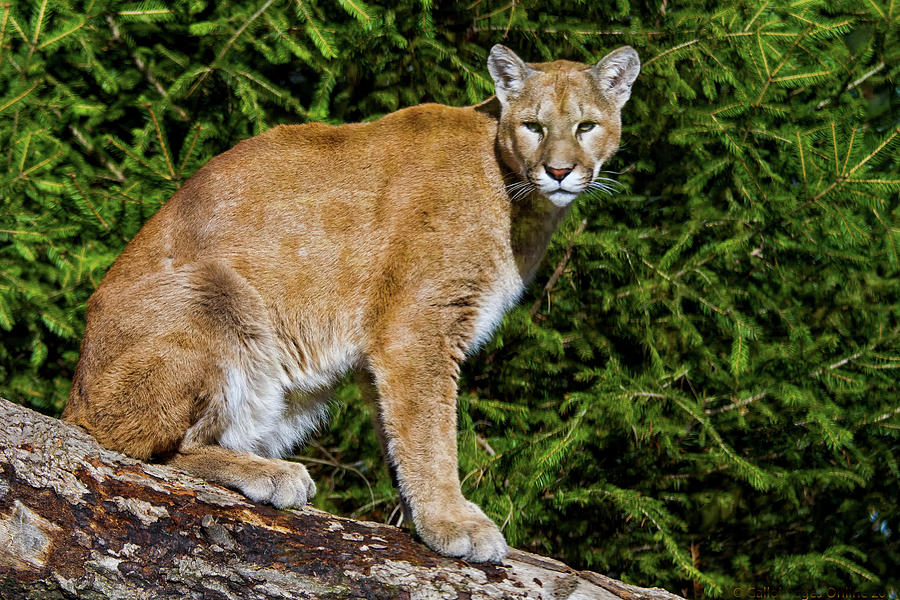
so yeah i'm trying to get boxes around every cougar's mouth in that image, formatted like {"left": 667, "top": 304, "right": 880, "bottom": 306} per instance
{"left": 539, "top": 175, "right": 589, "bottom": 207}
{"left": 507, "top": 168, "right": 589, "bottom": 206}
{"left": 532, "top": 165, "right": 591, "bottom": 207}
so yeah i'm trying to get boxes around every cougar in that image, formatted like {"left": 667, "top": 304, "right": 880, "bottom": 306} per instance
{"left": 63, "top": 44, "right": 640, "bottom": 562}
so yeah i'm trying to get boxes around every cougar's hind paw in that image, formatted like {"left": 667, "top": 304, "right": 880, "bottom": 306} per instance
{"left": 239, "top": 458, "right": 317, "bottom": 509}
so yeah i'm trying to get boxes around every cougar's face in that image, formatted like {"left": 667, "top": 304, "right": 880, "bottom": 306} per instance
{"left": 502, "top": 72, "right": 622, "bottom": 207}
{"left": 488, "top": 46, "right": 640, "bottom": 208}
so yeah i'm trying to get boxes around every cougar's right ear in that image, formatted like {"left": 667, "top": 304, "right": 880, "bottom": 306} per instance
{"left": 487, "top": 45, "right": 533, "bottom": 105}
{"left": 591, "top": 46, "right": 641, "bottom": 109}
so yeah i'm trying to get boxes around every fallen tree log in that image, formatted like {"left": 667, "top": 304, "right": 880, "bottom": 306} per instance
{"left": 0, "top": 397, "right": 685, "bottom": 600}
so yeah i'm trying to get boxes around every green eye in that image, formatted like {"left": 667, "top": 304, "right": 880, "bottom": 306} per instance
{"left": 523, "top": 122, "right": 543, "bottom": 134}
{"left": 577, "top": 122, "right": 597, "bottom": 133}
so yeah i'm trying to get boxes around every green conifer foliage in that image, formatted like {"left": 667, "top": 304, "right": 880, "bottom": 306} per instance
{"left": 1, "top": 0, "right": 897, "bottom": 595}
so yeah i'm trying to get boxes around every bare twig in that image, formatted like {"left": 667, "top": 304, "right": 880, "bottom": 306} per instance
{"left": 705, "top": 391, "right": 767, "bottom": 415}
{"left": 865, "top": 405, "right": 900, "bottom": 426}
{"left": 816, "top": 61, "right": 886, "bottom": 109}
{"left": 530, "top": 219, "right": 588, "bottom": 317}
{"left": 107, "top": 15, "right": 189, "bottom": 120}
{"left": 290, "top": 442, "right": 376, "bottom": 513}
{"left": 68, "top": 124, "right": 125, "bottom": 182}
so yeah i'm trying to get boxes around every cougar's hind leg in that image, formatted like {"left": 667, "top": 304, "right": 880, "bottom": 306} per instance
{"left": 168, "top": 445, "right": 316, "bottom": 508}
{"left": 68, "top": 258, "right": 318, "bottom": 509}
{"left": 63, "top": 342, "right": 213, "bottom": 461}
{"left": 165, "top": 260, "right": 317, "bottom": 509}
{"left": 170, "top": 379, "right": 321, "bottom": 509}
{"left": 62, "top": 272, "right": 217, "bottom": 460}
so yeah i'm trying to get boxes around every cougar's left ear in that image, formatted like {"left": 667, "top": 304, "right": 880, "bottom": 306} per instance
{"left": 487, "top": 45, "right": 534, "bottom": 105}
{"left": 591, "top": 46, "right": 641, "bottom": 109}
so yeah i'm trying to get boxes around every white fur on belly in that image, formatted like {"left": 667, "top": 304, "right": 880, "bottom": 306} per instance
{"left": 218, "top": 338, "right": 358, "bottom": 458}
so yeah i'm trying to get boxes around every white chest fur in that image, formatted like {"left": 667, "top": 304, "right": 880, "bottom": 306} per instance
{"left": 468, "top": 260, "right": 524, "bottom": 354}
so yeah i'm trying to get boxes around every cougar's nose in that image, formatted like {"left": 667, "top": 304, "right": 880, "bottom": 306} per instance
{"left": 545, "top": 165, "right": 573, "bottom": 182}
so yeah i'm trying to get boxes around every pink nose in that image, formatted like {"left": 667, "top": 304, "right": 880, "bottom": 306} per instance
{"left": 545, "top": 165, "right": 573, "bottom": 181}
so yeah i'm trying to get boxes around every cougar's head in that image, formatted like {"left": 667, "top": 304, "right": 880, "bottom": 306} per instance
{"left": 488, "top": 45, "right": 640, "bottom": 207}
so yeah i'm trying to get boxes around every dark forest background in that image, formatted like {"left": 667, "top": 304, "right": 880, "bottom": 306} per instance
{"left": 1, "top": 1, "right": 898, "bottom": 596}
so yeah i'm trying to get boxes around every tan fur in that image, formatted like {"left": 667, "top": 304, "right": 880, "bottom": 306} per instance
{"left": 62, "top": 46, "right": 639, "bottom": 562}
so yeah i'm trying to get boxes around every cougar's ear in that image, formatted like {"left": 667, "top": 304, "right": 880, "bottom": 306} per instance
{"left": 488, "top": 45, "right": 533, "bottom": 104}
{"left": 591, "top": 46, "right": 641, "bottom": 109}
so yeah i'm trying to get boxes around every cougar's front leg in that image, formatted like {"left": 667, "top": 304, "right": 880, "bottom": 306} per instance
{"left": 368, "top": 328, "right": 508, "bottom": 563}
{"left": 355, "top": 371, "right": 413, "bottom": 528}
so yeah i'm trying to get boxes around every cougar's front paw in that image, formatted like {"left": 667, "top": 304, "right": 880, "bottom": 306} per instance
{"left": 238, "top": 458, "right": 316, "bottom": 509}
{"left": 415, "top": 502, "right": 508, "bottom": 563}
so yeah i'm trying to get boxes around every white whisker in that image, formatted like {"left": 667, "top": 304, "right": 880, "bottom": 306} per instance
{"left": 505, "top": 178, "right": 536, "bottom": 201}
{"left": 588, "top": 171, "right": 624, "bottom": 196}
{"left": 512, "top": 185, "right": 535, "bottom": 200}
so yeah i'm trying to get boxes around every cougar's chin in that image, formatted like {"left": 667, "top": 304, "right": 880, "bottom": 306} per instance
{"left": 545, "top": 190, "right": 579, "bottom": 207}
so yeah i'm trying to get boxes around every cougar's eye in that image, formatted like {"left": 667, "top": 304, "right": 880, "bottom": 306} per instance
{"left": 577, "top": 122, "right": 597, "bottom": 133}
{"left": 523, "top": 122, "right": 544, "bottom": 135}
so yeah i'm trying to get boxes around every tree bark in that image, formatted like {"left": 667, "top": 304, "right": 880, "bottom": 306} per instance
{"left": 0, "top": 397, "right": 685, "bottom": 600}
